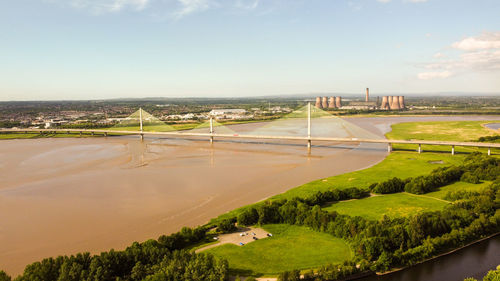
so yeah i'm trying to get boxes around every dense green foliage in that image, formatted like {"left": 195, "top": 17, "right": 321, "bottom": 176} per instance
{"left": 465, "top": 265, "right": 500, "bottom": 281}
{"left": 404, "top": 166, "right": 464, "bottom": 194}
{"left": 0, "top": 271, "right": 11, "bottom": 281}
{"left": 476, "top": 135, "right": 500, "bottom": 143}
{"left": 216, "top": 219, "right": 238, "bottom": 233}
{"left": 237, "top": 187, "right": 369, "bottom": 226}
{"left": 13, "top": 227, "right": 228, "bottom": 281}
{"left": 372, "top": 177, "right": 407, "bottom": 194}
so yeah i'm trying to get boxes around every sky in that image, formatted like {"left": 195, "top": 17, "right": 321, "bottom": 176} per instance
{"left": 0, "top": 0, "right": 499, "bottom": 100}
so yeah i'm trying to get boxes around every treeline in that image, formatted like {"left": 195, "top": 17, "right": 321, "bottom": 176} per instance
{"left": 475, "top": 135, "right": 500, "bottom": 143}
{"left": 59, "top": 123, "right": 113, "bottom": 129}
{"left": 278, "top": 261, "right": 372, "bottom": 281}
{"left": 0, "top": 121, "right": 22, "bottom": 128}
{"left": 372, "top": 153, "right": 499, "bottom": 194}
{"left": 236, "top": 187, "right": 369, "bottom": 226}
{"left": 10, "top": 227, "right": 228, "bottom": 281}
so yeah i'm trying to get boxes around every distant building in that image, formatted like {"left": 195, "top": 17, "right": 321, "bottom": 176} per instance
{"left": 209, "top": 109, "right": 247, "bottom": 116}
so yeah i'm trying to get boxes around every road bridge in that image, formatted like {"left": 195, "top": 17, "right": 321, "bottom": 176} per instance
{"left": 1, "top": 105, "right": 499, "bottom": 155}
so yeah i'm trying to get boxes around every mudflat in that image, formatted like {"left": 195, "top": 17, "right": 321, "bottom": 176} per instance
{"left": 0, "top": 115, "right": 498, "bottom": 275}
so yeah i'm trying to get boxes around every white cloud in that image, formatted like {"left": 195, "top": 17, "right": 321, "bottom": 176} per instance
{"left": 417, "top": 31, "right": 500, "bottom": 79}
{"left": 377, "top": 0, "right": 391, "bottom": 3}
{"left": 173, "top": 0, "right": 213, "bottom": 19}
{"left": 452, "top": 32, "right": 500, "bottom": 51}
{"left": 407, "top": 0, "right": 428, "bottom": 2}
{"left": 417, "top": 71, "right": 452, "bottom": 80}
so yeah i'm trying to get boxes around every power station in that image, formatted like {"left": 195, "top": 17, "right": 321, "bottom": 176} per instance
{"left": 314, "top": 88, "right": 405, "bottom": 110}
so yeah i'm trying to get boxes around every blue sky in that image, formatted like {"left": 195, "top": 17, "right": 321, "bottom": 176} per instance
{"left": 1, "top": 0, "right": 499, "bottom": 100}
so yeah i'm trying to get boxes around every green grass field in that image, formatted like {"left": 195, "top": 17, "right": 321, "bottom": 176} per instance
{"left": 386, "top": 121, "right": 499, "bottom": 154}
{"left": 206, "top": 224, "right": 352, "bottom": 276}
{"left": 386, "top": 121, "right": 497, "bottom": 141}
{"left": 322, "top": 193, "right": 448, "bottom": 220}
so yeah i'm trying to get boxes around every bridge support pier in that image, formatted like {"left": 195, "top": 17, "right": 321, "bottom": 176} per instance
{"left": 91, "top": 131, "right": 94, "bottom": 136}
{"left": 488, "top": 147, "right": 491, "bottom": 156}
{"left": 418, "top": 144, "right": 422, "bottom": 154}
{"left": 451, "top": 145, "right": 455, "bottom": 155}
{"left": 387, "top": 143, "right": 392, "bottom": 153}
{"left": 307, "top": 139, "right": 311, "bottom": 149}
{"left": 140, "top": 134, "right": 144, "bottom": 141}
{"left": 209, "top": 117, "right": 214, "bottom": 144}
{"left": 104, "top": 132, "right": 107, "bottom": 137}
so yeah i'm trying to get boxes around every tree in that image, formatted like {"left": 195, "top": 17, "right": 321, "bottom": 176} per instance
{"left": 0, "top": 271, "right": 11, "bottom": 281}
{"left": 237, "top": 208, "right": 259, "bottom": 226}
{"left": 216, "top": 219, "right": 237, "bottom": 233}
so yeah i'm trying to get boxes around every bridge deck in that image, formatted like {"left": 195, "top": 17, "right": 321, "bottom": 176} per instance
{"left": 1, "top": 128, "right": 499, "bottom": 149}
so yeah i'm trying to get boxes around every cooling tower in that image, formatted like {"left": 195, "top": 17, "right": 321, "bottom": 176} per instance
{"left": 388, "top": 96, "right": 393, "bottom": 109}
{"left": 315, "top": 97, "right": 322, "bottom": 108}
{"left": 329, "top": 97, "right": 336, "bottom": 108}
{"left": 398, "top": 96, "right": 405, "bottom": 109}
{"left": 366, "top": 88, "right": 369, "bottom": 102}
{"left": 381, "top": 96, "right": 389, "bottom": 110}
{"left": 391, "top": 96, "right": 400, "bottom": 110}
{"left": 322, "top": 97, "right": 328, "bottom": 108}
{"left": 335, "top": 96, "right": 342, "bottom": 108}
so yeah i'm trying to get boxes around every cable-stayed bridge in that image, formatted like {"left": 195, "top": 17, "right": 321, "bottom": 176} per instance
{"left": 2, "top": 104, "right": 499, "bottom": 155}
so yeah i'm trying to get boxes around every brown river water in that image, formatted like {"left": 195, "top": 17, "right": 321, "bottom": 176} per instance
{"left": 0, "top": 116, "right": 499, "bottom": 276}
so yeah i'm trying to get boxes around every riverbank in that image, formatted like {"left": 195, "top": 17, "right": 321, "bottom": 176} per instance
{"left": 378, "top": 232, "right": 500, "bottom": 276}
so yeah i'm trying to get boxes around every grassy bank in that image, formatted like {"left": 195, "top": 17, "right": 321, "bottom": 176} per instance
{"left": 322, "top": 192, "right": 448, "bottom": 220}
{"left": 206, "top": 224, "right": 352, "bottom": 276}
{"left": 386, "top": 120, "right": 499, "bottom": 154}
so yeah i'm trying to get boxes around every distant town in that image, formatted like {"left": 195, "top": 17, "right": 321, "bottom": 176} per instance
{"left": 0, "top": 94, "right": 499, "bottom": 129}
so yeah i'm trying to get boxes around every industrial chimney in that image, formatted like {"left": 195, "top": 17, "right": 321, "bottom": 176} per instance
{"left": 329, "top": 97, "right": 336, "bottom": 108}
{"left": 315, "top": 97, "right": 322, "bottom": 108}
{"left": 322, "top": 97, "right": 328, "bottom": 109}
{"left": 366, "top": 88, "right": 369, "bottom": 102}
{"left": 335, "top": 96, "right": 342, "bottom": 108}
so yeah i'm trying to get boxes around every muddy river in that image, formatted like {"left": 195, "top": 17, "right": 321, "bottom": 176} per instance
{"left": 0, "top": 115, "right": 499, "bottom": 275}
